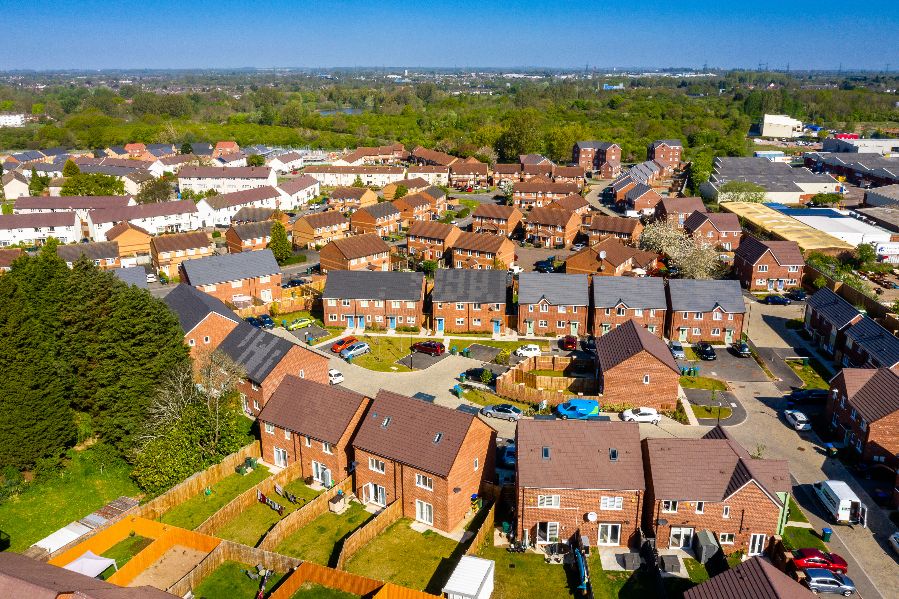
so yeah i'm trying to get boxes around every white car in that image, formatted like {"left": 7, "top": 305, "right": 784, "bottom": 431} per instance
{"left": 571, "top": 243, "right": 586, "bottom": 252}
{"left": 784, "top": 409, "right": 811, "bottom": 431}
{"left": 508, "top": 265, "right": 524, "bottom": 275}
{"left": 328, "top": 369, "right": 344, "bottom": 385}
{"left": 514, "top": 344, "right": 542, "bottom": 358}
{"left": 622, "top": 407, "right": 662, "bottom": 425}
{"left": 146, "top": 273, "right": 157, "bottom": 283}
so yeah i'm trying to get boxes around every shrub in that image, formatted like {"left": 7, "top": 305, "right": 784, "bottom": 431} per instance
{"left": 494, "top": 348, "right": 511, "bottom": 365}
{"left": 211, "top": 230, "right": 221, "bottom": 238}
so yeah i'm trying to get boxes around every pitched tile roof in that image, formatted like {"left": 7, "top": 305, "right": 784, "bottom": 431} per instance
{"left": 305, "top": 165, "right": 403, "bottom": 175}
{"left": 0, "top": 212, "right": 79, "bottom": 230}
{"left": 88, "top": 200, "right": 198, "bottom": 224}
{"left": 180, "top": 249, "right": 280, "bottom": 287}
{"left": 112, "top": 266, "right": 148, "bottom": 289}
{"left": 411, "top": 146, "right": 459, "bottom": 167}
{"left": 178, "top": 166, "right": 272, "bottom": 179}
{"left": 450, "top": 162, "right": 488, "bottom": 175}
{"left": 407, "top": 220, "right": 460, "bottom": 241}
{"left": 353, "top": 389, "right": 478, "bottom": 477}
{"left": 324, "top": 233, "right": 390, "bottom": 260}
{"left": 683, "top": 210, "right": 742, "bottom": 233}
{"left": 150, "top": 231, "right": 211, "bottom": 253}
{"left": 517, "top": 420, "right": 644, "bottom": 490}
{"left": 735, "top": 235, "right": 805, "bottom": 266}
{"left": 806, "top": 287, "right": 860, "bottom": 330}
{"left": 587, "top": 214, "right": 641, "bottom": 235}
{"left": 576, "top": 141, "right": 618, "bottom": 150}
{"left": 232, "top": 206, "right": 276, "bottom": 223}
{"left": 473, "top": 203, "right": 520, "bottom": 220}
{"left": 553, "top": 166, "right": 585, "bottom": 178}
{"left": 844, "top": 316, "right": 899, "bottom": 368}
{"left": 840, "top": 368, "right": 899, "bottom": 423}
{"left": 230, "top": 221, "right": 274, "bottom": 241}
{"left": 356, "top": 202, "right": 400, "bottom": 220}
{"left": 15, "top": 195, "right": 132, "bottom": 211}
{"left": 667, "top": 279, "right": 745, "bottom": 313}
{"left": 0, "top": 248, "right": 24, "bottom": 268}
{"left": 548, "top": 194, "right": 589, "bottom": 212}
{"left": 527, "top": 206, "right": 577, "bottom": 227}
{"left": 323, "top": 270, "right": 424, "bottom": 301}
{"left": 513, "top": 181, "right": 580, "bottom": 194}
{"left": 596, "top": 320, "right": 679, "bottom": 373}
{"left": 684, "top": 556, "right": 814, "bottom": 599}
{"left": 258, "top": 376, "right": 368, "bottom": 445}
{"left": 393, "top": 193, "right": 431, "bottom": 210}
{"left": 217, "top": 322, "right": 299, "bottom": 384}
{"left": 302, "top": 211, "right": 347, "bottom": 228}
{"left": 56, "top": 241, "right": 118, "bottom": 262}
{"left": 278, "top": 174, "right": 319, "bottom": 195}
{"left": 593, "top": 276, "right": 667, "bottom": 309}
{"left": 104, "top": 221, "right": 151, "bottom": 241}
{"left": 331, "top": 187, "right": 370, "bottom": 200}
{"left": 493, "top": 163, "right": 522, "bottom": 174}
{"left": 518, "top": 273, "right": 589, "bottom": 306}
{"left": 432, "top": 269, "right": 507, "bottom": 304}
{"left": 658, "top": 196, "right": 706, "bottom": 215}
{"left": 203, "top": 186, "right": 281, "bottom": 210}
{"left": 452, "top": 231, "right": 510, "bottom": 254}
{"left": 422, "top": 186, "right": 446, "bottom": 201}
{"left": 388, "top": 177, "right": 430, "bottom": 189}
{"left": 163, "top": 283, "right": 240, "bottom": 333}
{"left": 570, "top": 238, "right": 643, "bottom": 269}
{"left": 650, "top": 139, "right": 683, "bottom": 148}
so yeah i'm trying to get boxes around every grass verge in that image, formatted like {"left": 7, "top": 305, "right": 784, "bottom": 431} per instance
{"left": 787, "top": 495, "right": 809, "bottom": 524}
{"left": 782, "top": 525, "right": 828, "bottom": 551}
{"left": 462, "top": 388, "right": 532, "bottom": 413}
{"left": 691, "top": 405, "right": 733, "bottom": 420}
{"left": 785, "top": 358, "right": 831, "bottom": 390}
{"left": 159, "top": 466, "right": 270, "bottom": 530}
{"left": 679, "top": 376, "right": 727, "bottom": 391}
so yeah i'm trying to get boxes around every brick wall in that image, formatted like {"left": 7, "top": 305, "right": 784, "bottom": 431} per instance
{"left": 593, "top": 308, "right": 666, "bottom": 337}
{"left": 225, "top": 229, "right": 269, "bottom": 253}
{"left": 826, "top": 378, "right": 899, "bottom": 470}
{"left": 407, "top": 237, "right": 453, "bottom": 261}
{"left": 433, "top": 300, "right": 506, "bottom": 333}
{"left": 518, "top": 301, "right": 589, "bottom": 337}
{"left": 241, "top": 345, "right": 329, "bottom": 416}
{"left": 184, "top": 313, "right": 240, "bottom": 359}
{"left": 445, "top": 420, "right": 496, "bottom": 531}
{"left": 449, "top": 246, "right": 514, "bottom": 270}
{"left": 688, "top": 220, "right": 742, "bottom": 251}
{"left": 319, "top": 246, "right": 390, "bottom": 273}
{"left": 190, "top": 272, "right": 283, "bottom": 305}
{"left": 667, "top": 309, "right": 744, "bottom": 344}
{"left": 734, "top": 251, "right": 803, "bottom": 292}
{"left": 600, "top": 352, "right": 679, "bottom": 410}
{"left": 154, "top": 245, "right": 214, "bottom": 278}
{"left": 323, "top": 297, "right": 423, "bottom": 330}
{"left": 291, "top": 220, "right": 350, "bottom": 250}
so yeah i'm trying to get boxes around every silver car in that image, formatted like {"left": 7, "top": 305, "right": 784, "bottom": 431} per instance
{"left": 803, "top": 568, "right": 856, "bottom": 596}
{"left": 481, "top": 404, "right": 523, "bottom": 422}
{"left": 669, "top": 341, "right": 686, "bottom": 360}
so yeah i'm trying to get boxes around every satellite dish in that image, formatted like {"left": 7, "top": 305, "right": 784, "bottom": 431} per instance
{"left": 586, "top": 512, "right": 598, "bottom": 522}
{"left": 599, "top": 251, "right": 607, "bottom": 260}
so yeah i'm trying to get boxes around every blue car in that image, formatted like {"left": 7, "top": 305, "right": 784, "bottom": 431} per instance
{"left": 258, "top": 314, "right": 275, "bottom": 329}
{"left": 555, "top": 399, "right": 601, "bottom": 420}
{"left": 762, "top": 295, "right": 791, "bottom": 306}
{"left": 246, "top": 317, "right": 263, "bottom": 328}
{"left": 340, "top": 342, "right": 371, "bottom": 359}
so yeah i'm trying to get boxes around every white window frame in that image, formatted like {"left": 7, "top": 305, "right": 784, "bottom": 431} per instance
{"left": 600, "top": 496, "right": 623, "bottom": 510}
{"left": 537, "top": 495, "right": 561, "bottom": 508}
{"left": 369, "top": 457, "right": 385, "bottom": 473}
{"left": 415, "top": 473, "right": 433, "bottom": 491}
{"left": 264, "top": 423, "right": 274, "bottom": 435}
{"left": 661, "top": 500, "right": 678, "bottom": 513}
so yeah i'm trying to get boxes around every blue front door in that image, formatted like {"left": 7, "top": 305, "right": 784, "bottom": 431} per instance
{"left": 493, "top": 319, "right": 500, "bottom": 334}
{"left": 436, "top": 318, "right": 444, "bottom": 333}
{"left": 388, "top": 316, "right": 396, "bottom": 330}
{"left": 346, "top": 315, "right": 355, "bottom": 328}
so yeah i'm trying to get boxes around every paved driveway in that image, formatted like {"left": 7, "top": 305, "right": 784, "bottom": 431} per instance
{"left": 679, "top": 349, "right": 768, "bottom": 383}
{"left": 745, "top": 294, "right": 804, "bottom": 349}
{"left": 395, "top": 350, "right": 448, "bottom": 370}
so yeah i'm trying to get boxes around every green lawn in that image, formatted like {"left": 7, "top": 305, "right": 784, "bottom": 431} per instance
{"left": 192, "top": 561, "right": 286, "bottom": 599}
{"left": 782, "top": 526, "right": 828, "bottom": 551}
{"left": 291, "top": 583, "right": 359, "bottom": 599}
{"left": 785, "top": 359, "right": 831, "bottom": 390}
{"left": 682, "top": 558, "right": 710, "bottom": 584}
{"left": 787, "top": 496, "right": 809, "bottom": 524}
{"left": 274, "top": 500, "right": 373, "bottom": 566}
{"left": 345, "top": 518, "right": 461, "bottom": 593}
{"left": 458, "top": 340, "right": 549, "bottom": 352}
{"left": 214, "top": 480, "right": 322, "bottom": 547}
{"left": 347, "top": 335, "right": 431, "bottom": 372}
{"left": 159, "top": 466, "right": 270, "bottom": 530}
{"left": 679, "top": 376, "right": 727, "bottom": 391}
{"left": 683, "top": 346, "right": 700, "bottom": 362}
{"left": 462, "top": 388, "right": 532, "bottom": 413}
{"left": 0, "top": 447, "right": 141, "bottom": 552}
{"left": 457, "top": 198, "right": 480, "bottom": 210}
{"left": 691, "top": 405, "right": 734, "bottom": 420}
{"left": 98, "top": 534, "right": 154, "bottom": 580}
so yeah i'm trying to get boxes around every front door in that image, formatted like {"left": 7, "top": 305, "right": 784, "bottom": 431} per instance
{"left": 526, "top": 320, "right": 534, "bottom": 336}
{"left": 725, "top": 328, "right": 734, "bottom": 344}
{"left": 493, "top": 319, "right": 501, "bottom": 334}
{"left": 436, "top": 318, "right": 444, "bottom": 333}
{"left": 679, "top": 328, "right": 688, "bottom": 342}
{"left": 767, "top": 279, "right": 774, "bottom": 291}
{"left": 748, "top": 533, "right": 766, "bottom": 556}
{"left": 415, "top": 500, "right": 434, "bottom": 526}
{"left": 669, "top": 527, "right": 694, "bottom": 549}
{"left": 346, "top": 315, "right": 355, "bottom": 329}
{"left": 597, "top": 523, "right": 621, "bottom": 546}
{"left": 570, "top": 321, "right": 579, "bottom": 335}
{"left": 388, "top": 316, "right": 396, "bottom": 330}
{"left": 260, "top": 288, "right": 272, "bottom": 303}
{"left": 273, "top": 448, "right": 288, "bottom": 468}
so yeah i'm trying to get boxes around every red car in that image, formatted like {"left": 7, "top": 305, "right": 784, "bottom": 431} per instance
{"left": 411, "top": 341, "right": 445, "bottom": 356}
{"left": 792, "top": 548, "right": 848, "bottom": 574}
{"left": 560, "top": 335, "right": 578, "bottom": 351}
{"left": 331, "top": 336, "right": 358, "bottom": 353}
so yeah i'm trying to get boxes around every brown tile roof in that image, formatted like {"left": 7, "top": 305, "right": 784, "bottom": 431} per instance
{"left": 326, "top": 233, "right": 390, "bottom": 259}
{"left": 735, "top": 235, "right": 805, "bottom": 266}
{"left": 838, "top": 368, "right": 878, "bottom": 402}
{"left": 527, "top": 206, "right": 577, "bottom": 227}
{"left": 516, "top": 420, "right": 644, "bottom": 491}
{"left": 513, "top": 181, "right": 580, "bottom": 194}
{"left": 450, "top": 162, "right": 488, "bottom": 175}
{"left": 683, "top": 210, "right": 741, "bottom": 233}
{"left": 302, "top": 210, "right": 347, "bottom": 229}
{"left": 473, "top": 203, "right": 520, "bottom": 220}
{"left": 305, "top": 165, "right": 404, "bottom": 175}
{"left": 331, "top": 187, "right": 369, "bottom": 200}
{"left": 394, "top": 193, "right": 433, "bottom": 209}
{"left": 279, "top": 174, "right": 319, "bottom": 195}
{"left": 0, "top": 212, "right": 78, "bottom": 229}
{"left": 178, "top": 166, "right": 272, "bottom": 179}
{"left": 658, "top": 196, "right": 706, "bottom": 215}
{"left": 57, "top": 241, "right": 119, "bottom": 262}
{"left": 150, "top": 231, "right": 211, "bottom": 253}
{"left": 453, "top": 231, "right": 510, "bottom": 253}
{"left": 493, "top": 163, "right": 521, "bottom": 175}
{"left": 411, "top": 146, "right": 459, "bottom": 167}
{"left": 88, "top": 200, "right": 198, "bottom": 224}
{"left": 14, "top": 195, "right": 132, "bottom": 211}
{"left": 407, "top": 220, "right": 460, "bottom": 241}
{"left": 0, "top": 248, "right": 24, "bottom": 268}
{"left": 204, "top": 186, "right": 281, "bottom": 210}
{"left": 597, "top": 319, "right": 679, "bottom": 373}
{"left": 548, "top": 194, "right": 589, "bottom": 212}
{"left": 352, "top": 389, "right": 477, "bottom": 477}
{"left": 587, "top": 214, "right": 641, "bottom": 235}
{"left": 104, "top": 221, "right": 151, "bottom": 241}
{"left": 553, "top": 166, "right": 585, "bottom": 178}
{"left": 389, "top": 177, "right": 430, "bottom": 189}
{"left": 259, "top": 376, "right": 368, "bottom": 444}
{"left": 522, "top": 164, "right": 553, "bottom": 176}
{"left": 684, "top": 556, "right": 814, "bottom": 599}
{"left": 841, "top": 368, "right": 899, "bottom": 423}
{"left": 406, "top": 165, "right": 450, "bottom": 174}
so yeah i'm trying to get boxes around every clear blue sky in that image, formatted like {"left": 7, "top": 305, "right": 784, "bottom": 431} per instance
{"left": 2, "top": 1, "right": 896, "bottom": 71}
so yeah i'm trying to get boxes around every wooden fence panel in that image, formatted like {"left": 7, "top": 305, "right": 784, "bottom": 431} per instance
{"left": 465, "top": 502, "right": 496, "bottom": 556}
{"left": 258, "top": 477, "right": 354, "bottom": 551}
{"left": 336, "top": 500, "right": 402, "bottom": 570}
{"left": 108, "top": 526, "right": 220, "bottom": 587}
{"left": 269, "top": 561, "right": 385, "bottom": 599}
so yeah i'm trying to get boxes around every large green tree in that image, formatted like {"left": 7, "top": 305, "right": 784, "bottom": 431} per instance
{"left": 62, "top": 159, "right": 81, "bottom": 177}
{"left": 247, "top": 154, "right": 265, "bottom": 167}
{"left": 267, "top": 221, "right": 293, "bottom": 263}
{"left": 135, "top": 177, "right": 173, "bottom": 203}
{"left": 61, "top": 173, "right": 125, "bottom": 196}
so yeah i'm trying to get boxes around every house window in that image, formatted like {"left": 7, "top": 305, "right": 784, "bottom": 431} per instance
{"left": 860, "top": 419, "right": 867, "bottom": 432}
{"left": 474, "top": 458, "right": 479, "bottom": 471}
{"left": 473, "top": 318, "right": 481, "bottom": 326}
{"left": 556, "top": 320, "right": 566, "bottom": 328}
{"left": 537, "top": 495, "right": 561, "bottom": 508}
{"left": 692, "top": 328, "right": 701, "bottom": 335}
{"left": 558, "top": 305, "right": 567, "bottom": 314}
{"left": 682, "top": 312, "right": 689, "bottom": 319}
{"left": 456, "top": 303, "right": 465, "bottom": 310}
{"left": 407, "top": 316, "right": 415, "bottom": 324}
{"left": 392, "top": 301, "right": 400, "bottom": 309}
{"left": 711, "top": 328, "right": 720, "bottom": 336}
{"left": 369, "top": 457, "right": 385, "bottom": 473}
{"left": 539, "top": 320, "right": 547, "bottom": 328}
{"left": 253, "top": 400, "right": 260, "bottom": 410}
{"left": 540, "top": 304, "right": 549, "bottom": 313}
{"left": 284, "top": 430, "right": 291, "bottom": 440}
{"left": 661, "top": 500, "right": 678, "bottom": 513}
{"left": 788, "top": 265, "right": 799, "bottom": 272}
{"left": 204, "top": 336, "right": 211, "bottom": 344}
{"left": 600, "top": 496, "right": 623, "bottom": 510}
{"left": 415, "top": 473, "right": 433, "bottom": 491}
{"left": 329, "top": 314, "right": 337, "bottom": 321}
{"left": 643, "top": 374, "right": 650, "bottom": 384}
{"left": 342, "top": 299, "right": 351, "bottom": 307}
{"left": 264, "top": 423, "right": 274, "bottom": 435}
{"left": 605, "top": 308, "right": 611, "bottom": 316}
{"left": 719, "top": 533, "right": 735, "bottom": 545}
{"left": 322, "top": 442, "right": 333, "bottom": 454}
{"left": 850, "top": 408, "right": 857, "bottom": 420}
{"left": 456, "top": 318, "right": 465, "bottom": 325}
{"left": 694, "top": 312, "right": 703, "bottom": 320}
{"left": 722, "top": 505, "right": 730, "bottom": 518}
{"left": 695, "top": 501, "right": 704, "bottom": 514}
{"left": 713, "top": 312, "right": 722, "bottom": 321}
{"left": 634, "top": 308, "right": 643, "bottom": 317}
{"left": 649, "top": 309, "right": 656, "bottom": 317}
{"left": 529, "top": 305, "right": 534, "bottom": 312}
{"left": 616, "top": 307, "right": 626, "bottom": 316}
{"left": 251, "top": 382, "right": 260, "bottom": 391}
{"left": 328, "top": 299, "right": 337, "bottom": 306}
{"left": 188, "top": 338, "right": 196, "bottom": 346}
{"left": 542, "top": 446, "right": 551, "bottom": 459}
{"left": 758, "top": 264, "right": 768, "bottom": 272}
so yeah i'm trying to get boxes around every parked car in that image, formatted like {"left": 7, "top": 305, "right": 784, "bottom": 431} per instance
{"left": 787, "top": 288, "right": 808, "bottom": 301}
{"left": 411, "top": 341, "right": 445, "bottom": 356}
{"left": 571, "top": 242, "right": 586, "bottom": 252}
{"left": 802, "top": 568, "right": 856, "bottom": 596}
{"left": 287, "top": 317, "right": 314, "bottom": 331}
{"left": 481, "top": 404, "right": 523, "bottom": 422}
{"left": 788, "top": 388, "right": 830, "bottom": 403}
{"left": 500, "top": 444, "right": 517, "bottom": 468}
{"left": 784, "top": 409, "right": 812, "bottom": 431}
{"left": 535, "top": 262, "right": 555, "bottom": 273}
{"left": 258, "top": 314, "right": 275, "bottom": 329}
{"left": 340, "top": 342, "right": 371, "bottom": 359}
{"left": 695, "top": 342, "right": 717, "bottom": 361}
{"left": 328, "top": 369, "right": 345, "bottom": 385}
{"left": 146, "top": 273, "right": 157, "bottom": 283}
{"left": 582, "top": 336, "right": 597, "bottom": 353}
{"left": 245, "top": 316, "right": 263, "bottom": 328}
{"left": 555, "top": 399, "right": 600, "bottom": 420}
{"left": 731, "top": 340, "right": 752, "bottom": 357}
{"left": 792, "top": 548, "right": 848, "bottom": 574}
{"left": 669, "top": 341, "right": 686, "bottom": 360}
{"left": 889, "top": 531, "right": 899, "bottom": 556}
{"left": 560, "top": 335, "right": 578, "bottom": 351}
{"left": 763, "top": 295, "right": 792, "bottom": 306}
{"left": 621, "top": 407, "right": 662, "bottom": 425}
{"left": 282, "top": 278, "right": 304, "bottom": 288}
{"left": 331, "top": 336, "right": 358, "bottom": 353}
{"left": 514, "top": 344, "right": 542, "bottom": 358}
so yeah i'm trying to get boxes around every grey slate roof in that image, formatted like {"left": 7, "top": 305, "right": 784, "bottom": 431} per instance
{"left": 218, "top": 322, "right": 296, "bottom": 384}
{"left": 180, "top": 249, "right": 280, "bottom": 287}
{"left": 57, "top": 241, "right": 118, "bottom": 263}
{"left": 230, "top": 221, "right": 273, "bottom": 241}
{"left": 112, "top": 266, "right": 148, "bottom": 289}
{"left": 518, "top": 273, "right": 589, "bottom": 306}
{"left": 711, "top": 157, "right": 835, "bottom": 193}
{"left": 163, "top": 283, "right": 240, "bottom": 333}
{"left": 844, "top": 316, "right": 899, "bottom": 368}
{"left": 666, "top": 279, "right": 745, "bottom": 313}
{"left": 323, "top": 270, "right": 424, "bottom": 301}
{"left": 592, "top": 277, "right": 667, "bottom": 309}
{"left": 576, "top": 140, "right": 617, "bottom": 150}
{"left": 684, "top": 556, "right": 814, "bottom": 599}
{"left": 650, "top": 139, "right": 682, "bottom": 148}
{"left": 358, "top": 201, "right": 400, "bottom": 219}
{"left": 432, "top": 269, "right": 507, "bottom": 304}
{"left": 806, "top": 287, "right": 860, "bottom": 330}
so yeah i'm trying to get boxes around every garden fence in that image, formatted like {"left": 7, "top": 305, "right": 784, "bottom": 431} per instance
{"left": 258, "top": 476, "right": 354, "bottom": 552}
{"left": 464, "top": 501, "right": 496, "bottom": 556}
{"left": 335, "top": 499, "right": 402, "bottom": 570}
{"left": 268, "top": 561, "right": 384, "bottom": 599}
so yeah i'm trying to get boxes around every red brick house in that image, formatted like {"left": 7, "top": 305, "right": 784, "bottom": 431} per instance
{"left": 322, "top": 270, "right": 425, "bottom": 331}
{"left": 623, "top": 183, "right": 662, "bottom": 215}
{"left": 449, "top": 162, "right": 489, "bottom": 189}
{"left": 647, "top": 139, "right": 683, "bottom": 164}
{"left": 512, "top": 181, "right": 580, "bottom": 210}
{"left": 56, "top": 241, "right": 121, "bottom": 270}
{"left": 517, "top": 273, "right": 589, "bottom": 337}
{"left": 654, "top": 197, "right": 706, "bottom": 228}
{"left": 352, "top": 389, "right": 496, "bottom": 533}
{"left": 258, "top": 376, "right": 370, "bottom": 481}
{"left": 827, "top": 368, "right": 899, "bottom": 470}
{"left": 572, "top": 141, "right": 621, "bottom": 174}
{"left": 733, "top": 235, "right": 804, "bottom": 292}
{"left": 596, "top": 320, "right": 680, "bottom": 410}
{"left": 432, "top": 269, "right": 507, "bottom": 334}
{"left": 406, "top": 221, "right": 461, "bottom": 262}
{"left": 666, "top": 279, "right": 746, "bottom": 344}
{"left": 491, "top": 163, "right": 522, "bottom": 186}
{"left": 525, "top": 207, "right": 580, "bottom": 248}
{"left": 552, "top": 166, "right": 586, "bottom": 189}
{"left": 411, "top": 146, "right": 460, "bottom": 167}
{"left": 684, "top": 556, "right": 815, "bottom": 599}
{"left": 151, "top": 231, "right": 214, "bottom": 278}
{"left": 683, "top": 211, "right": 743, "bottom": 251}
{"left": 291, "top": 210, "right": 350, "bottom": 249}
{"left": 225, "top": 220, "right": 274, "bottom": 253}
{"left": 840, "top": 316, "right": 899, "bottom": 370}
{"left": 584, "top": 215, "right": 643, "bottom": 245}
{"left": 213, "top": 140, "right": 240, "bottom": 158}
{"left": 328, "top": 187, "right": 378, "bottom": 213}
{"left": 350, "top": 202, "right": 402, "bottom": 237}
{"left": 611, "top": 175, "right": 638, "bottom": 203}
{"left": 163, "top": 283, "right": 241, "bottom": 359}
{"left": 450, "top": 232, "right": 516, "bottom": 270}
{"left": 179, "top": 249, "right": 282, "bottom": 306}
{"left": 565, "top": 238, "right": 657, "bottom": 276}
{"left": 471, "top": 203, "right": 523, "bottom": 237}
{"left": 547, "top": 193, "right": 590, "bottom": 218}
{"left": 393, "top": 192, "right": 434, "bottom": 227}
{"left": 319, "top": 233, "right": 391, "bottom": 272}
{"left": 803, "top": 287, "right": 863, "bottom": 358}
{"left": 521, "top": 164, "right": 554, "bottom": 182}
{"left": 516, "top": 420, "right": 644, "bottom": 548}
{"left": 642, "top": 426, "right": 790, "bottom": 555}
{"left": 592, "top": 277, "right": 667, "bottom": 337}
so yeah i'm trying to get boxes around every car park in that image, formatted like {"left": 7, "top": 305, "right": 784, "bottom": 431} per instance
{"left": 331, "top": 336, "right": 358, "bottom": 353}
{"left": 287, "top": 317, "right": 314, "bottom": 330}
{"left": 328, "top": 368, "right": 345, "bottom": 385}
{"left": 340, "top": 342, "right": 371, "bottom": 359}
{"left": 481, "top": 404, "right": 523, "bottom": 422}
{"left": 258, "top": 314, "right": 275, "bottom": 329}
{"left": 669, "top": 341, "right": 686, "bottom": 360}
{"left": 555, "top": 399, "right": 600, "bottom": 420}
{"left": 560, "top": 335, "right": 578, "bottom": 351}
{"left": 695, "top": 342, "right": 717, "bottom": 361}
{"left": 731, "top": 340, "right": 751, "bottom": 357}
{"left": 621, "top": 407, "right": 661, "bottom": 424}
{"left": 784, "top": 409, "right": 812, "bottom": 431}
{"left": 245, "top": 316, "right": 263, "bottom": 328}
{"left": 411, "top": 341, "right": 445, "bottom": 356}
{"left": 802, "top": 568, "right": 856, "bottom": 596}
{"left": 762, "top": 295, "right": 792, "bottom": 306}
{"left": 792, "top": 548, "right": 848, "bottom": 574}
{"left": 514, "top": 344, "right": 542, "bottom": 358}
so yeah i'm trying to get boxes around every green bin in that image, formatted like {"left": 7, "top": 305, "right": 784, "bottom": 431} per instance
{"left": 451, "top": 346, "right": 458, "bottom": 355}
{"left": 821, "top": 527, "right": 833, "bottom": 542}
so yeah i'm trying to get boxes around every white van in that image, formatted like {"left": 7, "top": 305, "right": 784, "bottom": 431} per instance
{"left": 812, "top": 480, "right": 867, "bottom": 527}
